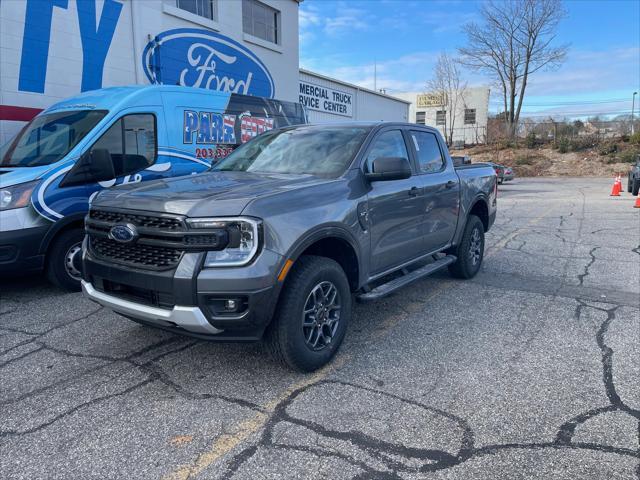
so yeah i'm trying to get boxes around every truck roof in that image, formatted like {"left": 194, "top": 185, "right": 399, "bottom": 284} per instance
{"left": 291, "top": 121, "right": 442, "bottom": 135}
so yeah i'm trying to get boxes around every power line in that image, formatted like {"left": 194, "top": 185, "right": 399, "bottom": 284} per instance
{"left": 489, "top": 98, "right": 630, "bottom": 107}
{"left": 514, "top": 110, "right": 634, "bottom": 118}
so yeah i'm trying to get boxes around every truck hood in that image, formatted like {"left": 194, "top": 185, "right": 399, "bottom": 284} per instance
{"left": 92, "top": 170, "right": 334, "bottom": 217}
{"left": 0, "top": 164, "right": 60, "bottom": 188}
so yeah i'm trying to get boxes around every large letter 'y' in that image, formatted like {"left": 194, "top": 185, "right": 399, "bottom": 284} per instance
{"left": 77, "top": 0, "right": 123, "bottom": 92}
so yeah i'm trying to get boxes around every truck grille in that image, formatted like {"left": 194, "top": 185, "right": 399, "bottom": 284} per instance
{"left": 86, "top": 208, "right": 228, "bottom": 270}
{"left": 89, "top": 210, "right": 183, "bottom": 230}
{"left": 91, "top": 237, "right": 182, "bottom": 269}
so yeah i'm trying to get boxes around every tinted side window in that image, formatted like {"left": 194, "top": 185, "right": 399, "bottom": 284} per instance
{"left": 91, "top": 114, "right": 156, "bottom": 177}
{"left": 411, "top": 131, "right": 444, "bottom": 173}
{"left": 366, "top": 130, "right": 408, "bottom": 171}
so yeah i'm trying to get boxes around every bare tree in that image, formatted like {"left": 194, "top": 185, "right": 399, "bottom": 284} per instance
{"left": 459, "top": 0, "right": 568, "bottom": 138}
{"left": 428, "top": 53, "right": 467, "bottom": 145}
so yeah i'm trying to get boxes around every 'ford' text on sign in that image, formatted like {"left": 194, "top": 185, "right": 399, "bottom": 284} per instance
{"left": 143, "top": 29, "right": 275, "bottom": 98}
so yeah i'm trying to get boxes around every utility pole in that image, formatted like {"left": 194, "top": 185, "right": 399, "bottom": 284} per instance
{"left": 632, "top": 91, "right": 638, "bottom": 135}
{"left": 374, "top": 58, "right": 377, "bottom": 92}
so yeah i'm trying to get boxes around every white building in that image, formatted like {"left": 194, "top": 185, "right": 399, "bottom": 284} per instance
{"left": 396, "top": 87, "right": 490, "bottom": 146}
{"left": 0, "top": 0, "right": 408, "bottom": 144}
{"left": 299, "top": 69, "right": 409, "bottom": 123}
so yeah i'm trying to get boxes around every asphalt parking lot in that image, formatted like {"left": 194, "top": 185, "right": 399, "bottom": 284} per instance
{"left": 1, "top": 177, "right": 639, "bottom": 480}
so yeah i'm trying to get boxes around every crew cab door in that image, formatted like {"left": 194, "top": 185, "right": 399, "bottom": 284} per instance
{"left": 408, "top": 129, "right": 460, "bottom": 251}
{"left": 366, "top": 128, "right": 426, "bottom": 274}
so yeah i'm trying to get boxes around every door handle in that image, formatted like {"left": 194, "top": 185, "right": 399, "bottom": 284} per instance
{"left": 445, "top": 180, "right": 456, "bottom": 189}
{"left": 408, "top": 186, "right": 421, "bottom": 196}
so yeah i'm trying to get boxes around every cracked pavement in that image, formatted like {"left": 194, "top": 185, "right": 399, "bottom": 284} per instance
{"left": 1, "top": 177, "right": 639, "bottom": 479}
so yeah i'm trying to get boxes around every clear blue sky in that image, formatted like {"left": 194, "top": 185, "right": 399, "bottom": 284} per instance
{"left": 299, "top": 0, "right": 640, "bottom": 118}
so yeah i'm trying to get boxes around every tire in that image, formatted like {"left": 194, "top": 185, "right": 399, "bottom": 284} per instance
{"left": 632, "top": 178, "right": 640, "bottom": 196}
{"left": 265, "top": 255, "right": 351, "bottom": 372}
{"left": 46, "top": 229, "right": 84, "bottom": 291}
{"left": 448, "top": 215, "right": 485, "bottom": 279}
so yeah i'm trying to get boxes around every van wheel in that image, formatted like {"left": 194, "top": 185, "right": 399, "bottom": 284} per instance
{"left": 265, "top": 255, "right": 351, "bottom": 372}
{"left": 47, "top": 229, "right": 84, "bottom": 291}
{"left": 448, "top": 215, "right": 485, "bottom": 279}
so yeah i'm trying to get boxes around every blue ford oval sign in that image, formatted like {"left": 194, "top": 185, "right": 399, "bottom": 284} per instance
{"left": 142, "top": 28, "right": 275, "bottom": 98}
{"left": 109, "top": 224, "right": 138, "bottom": 244}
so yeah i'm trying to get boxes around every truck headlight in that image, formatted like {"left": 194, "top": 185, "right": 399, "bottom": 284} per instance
{"left": 186, "top": 217, "right": 261, "bottom": 267}
{"left": 0, "top": 181, "right": 38, "bottom": 211}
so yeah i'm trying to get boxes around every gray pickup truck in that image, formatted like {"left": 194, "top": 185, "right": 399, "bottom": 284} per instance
{"left": 82, "top": 123, "right": 497, "bottom": 371}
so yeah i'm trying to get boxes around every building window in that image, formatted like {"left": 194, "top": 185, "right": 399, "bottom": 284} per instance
{"left": 415, "top": 112, "right": 426, "bottom": 125}
{"left": 176, "top": 0, "right": 217, "bottom": 20}
{"left": 243, "top": 0, "right": 280, "bottom": 44}
{"left": 436, "top": 110, "right": 446, "bottom": 126}
{"left": 464, "top": 108, "right": 476, "bottom": 125}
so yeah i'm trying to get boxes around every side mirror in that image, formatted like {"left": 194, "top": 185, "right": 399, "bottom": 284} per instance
{"left": 86, "top": 149, "right": 116, "bottom": 182}
{"left": 60, "top": 149, "right": 115, "bottom": 187}
{"left": 365, "top": 156, "right": 412, "bottom": 181}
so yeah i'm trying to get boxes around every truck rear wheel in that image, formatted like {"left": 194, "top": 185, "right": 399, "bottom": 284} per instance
{"left": 448, "top": 215, "right": 485, "bottom": 279}
{"left": 265, "top": 255, "right": 351, "bottom": 372}
{"left": 46, "top": 229, "right": 84, "bottom": 291}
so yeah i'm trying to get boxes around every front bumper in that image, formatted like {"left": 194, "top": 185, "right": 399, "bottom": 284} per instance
{"left": 0, "top": 225, "right": 49, "bottom": 274}
{"left": 82, "top": 280, "right": 222, "bottom": 335}
{"left": 82, "top": 246, "right": 284, "bottom": 340}
{"left": 0, "top": 207, "right": 52, "bottom": 274}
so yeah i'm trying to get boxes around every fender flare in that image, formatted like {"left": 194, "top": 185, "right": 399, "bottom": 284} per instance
{"left": 283, "top": 224, "right": 365, "bottom": 287}
{"left": 39, "top": 212, "right": 86, "bottom": 255}
{"left": 454, "top": 194, "right": 489, "bottom": 246}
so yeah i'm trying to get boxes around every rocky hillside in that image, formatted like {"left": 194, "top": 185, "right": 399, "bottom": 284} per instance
{"left": 459, "top": 137, "right": 639, "bottom": 177}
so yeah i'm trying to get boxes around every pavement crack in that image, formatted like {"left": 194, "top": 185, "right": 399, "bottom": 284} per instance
{"left": 0, "top": 376, "right": 156, "bottom": 438}
{"left": 577, "top": 247, "right": 598, "bottom": 286}
{"left": 594, "top": 305, "right": 638, "bottom": 418}
{"left": 554, "top": 300, "right": 640, "bottom": 451}
{"left": 0, "top": 345, "right": 45, "bottom": 369}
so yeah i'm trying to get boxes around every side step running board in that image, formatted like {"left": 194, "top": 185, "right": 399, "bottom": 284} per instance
{"left": 356, "top": 255, "right": 456, "bottom": 303}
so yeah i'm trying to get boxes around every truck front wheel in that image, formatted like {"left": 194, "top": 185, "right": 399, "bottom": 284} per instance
{"left": 448, "top": 215, "right": 485, "bottom": 279}
{"left": 265, "top": 255, "right": 351, "bottom": 372}
{"left": 46, "top": 229, "right": 84, "bottom": 291}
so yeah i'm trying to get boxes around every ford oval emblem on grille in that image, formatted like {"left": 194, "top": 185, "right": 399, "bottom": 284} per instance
{"left": 109, "top": 224, "right": 138, "bottom": 244}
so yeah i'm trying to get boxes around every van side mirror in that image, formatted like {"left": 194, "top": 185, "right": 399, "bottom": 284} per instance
{"left": 60, "top": 149, "right": 116, "bottom": 187}
{"left": 365, "top": 156, "right": 412, "bottom": 181}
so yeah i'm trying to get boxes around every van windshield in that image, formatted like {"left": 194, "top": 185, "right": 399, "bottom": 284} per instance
{"left": 0, "top": 110, "right": 107, "bottom": 167}
{"left": 212, "top": 125, "right": 370, "bottom": 177}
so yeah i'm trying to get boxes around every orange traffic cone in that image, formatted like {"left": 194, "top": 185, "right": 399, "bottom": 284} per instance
{"left": 634, "top": 191, "right": 640, "bottom": 208}
{"left": 610, "top": 175, "right": 622, "bottom": 196}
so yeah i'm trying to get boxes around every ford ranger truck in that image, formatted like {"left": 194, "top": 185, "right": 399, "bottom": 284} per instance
{"left": 82, "top": 123, "right": 497, "bottom": 371}
{"left": 0, "top": 85, "right": 305, "bottom": 290}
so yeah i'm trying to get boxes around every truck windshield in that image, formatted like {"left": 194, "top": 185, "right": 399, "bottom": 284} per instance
{"left": 213, "top": 125, "right": 370, "bottom": 177}
{"left": 0, "top": 110, "right": 106, "bottom": 168}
